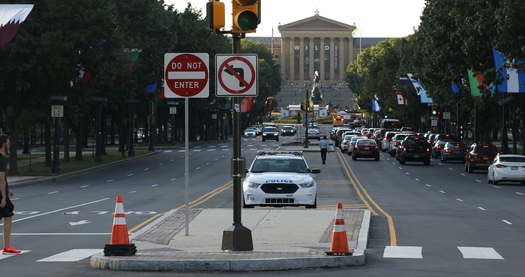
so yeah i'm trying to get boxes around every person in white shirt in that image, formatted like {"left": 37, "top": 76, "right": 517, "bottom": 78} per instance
{"left": 319, "top": 136, "right": 329, "bottom": 164}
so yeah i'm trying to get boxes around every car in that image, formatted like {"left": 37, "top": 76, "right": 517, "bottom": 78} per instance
{"left": 487, "top": 154, "right": 525, "bottom": 185}
{"left": 465, "top": 143, "right": 498, "bottom": 172}
{"left": 381, "top": 131, "right": 397, "bottom": 152}
{"left": 262, "top": 126, "right": 279, "bottom": 141}
{"left": 340, "top": 135, "right": 357, "bottom": 152}
{"left": 307, "top": 127, "right": 321, "bottom": 139}
{"left": 242, "top": 151, "right": 320, "bottom": 208}
{"left": 441, "top": 142, "right": 467, "bottom": 163}
{"left": 434, "top": 134, "right": 458, "bottom": 142}
{"left": 396, "top": 137, "right": 431, "bottom": 165}
{"left": 431, "top": 140, "right": 449, "bottom": 158}
{"left": 244, "top": 127, "right": 257, "bottom": 137}
{"left": 352, "top": 139, "right": 380, "bottom": 161}
{"left": 347, "top": 136, "right": 364, "bottom": 154}
{"left": 400, "top": 127, "right": 415, "bottom": 132}
{"left": 334, "top": 128, "right": 352, "bottom": 146}
{"left": 280, "top": 125, "right": 296, "bottom": 136}
{"left": 389, "top": 134, "right": 408, "bottom": 157}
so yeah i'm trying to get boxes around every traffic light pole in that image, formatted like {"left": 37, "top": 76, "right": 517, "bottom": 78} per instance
{"left": 222, "top": 33, "right": 253, "bottom": 251}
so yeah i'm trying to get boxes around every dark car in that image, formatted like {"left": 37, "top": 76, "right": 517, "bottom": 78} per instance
{"left": 334, "top": 128, "right": 352, "bottom": 146}
{"left": 280, "top": 125, "right": 296, "bottom": 136}
{"left": 396, "top": 137, "right": 431, "bottom": 165}
{"left": 389, "top": 134, "right": 408, "bottom": 157}
{"left": 431, "top": 140, "right": 450, "bottom": 158}
{"left": 262, "top": 126, "right": 279, "bottom": 142}
{"left": 352, "top": 139, "right": 380, "bottom": 161}
{"left": 465, "top": 143, "right": 498, "bottom": 172}
{"left": 435, "top": 134, "right": 458, "bottom": 142}
{"left": 441, "top": 142, "right": 467, "bottom": 162}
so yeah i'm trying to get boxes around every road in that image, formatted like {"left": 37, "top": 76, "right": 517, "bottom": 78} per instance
{"left": 3, "top": 125, "right": 525, "bottom": 277}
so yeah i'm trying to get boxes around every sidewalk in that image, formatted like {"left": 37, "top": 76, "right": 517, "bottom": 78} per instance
{"left": 90, "top": 207, "right": 370, "bottom": 272}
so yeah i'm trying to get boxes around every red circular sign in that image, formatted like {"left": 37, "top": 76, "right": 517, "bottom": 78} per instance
{"left": 218, "top": 56, "right": 256, "bottom": 95}
{"left": 165, "top": 54, "right": 208, "bottom": 97}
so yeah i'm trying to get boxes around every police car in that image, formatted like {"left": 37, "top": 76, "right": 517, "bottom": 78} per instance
{"left": 243, "top": 151, "right": 320, "bottom": 208}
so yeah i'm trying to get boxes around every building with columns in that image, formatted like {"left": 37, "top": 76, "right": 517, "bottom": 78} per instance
{"left": 246, "top": 14, "right": 390, "bottom": 109}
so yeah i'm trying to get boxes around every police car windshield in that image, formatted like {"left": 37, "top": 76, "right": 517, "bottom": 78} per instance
{"left": 251, "top": 158, "right": 308, "bottom": 173}
{"left": 263, "top": 127, "right": 277, "bottom": 132}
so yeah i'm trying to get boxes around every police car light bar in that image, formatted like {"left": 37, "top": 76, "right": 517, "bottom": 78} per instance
{"left": 256, "top": 151, "right": 303, "bottom": 156}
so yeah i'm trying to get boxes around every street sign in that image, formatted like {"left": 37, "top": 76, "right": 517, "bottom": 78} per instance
{"left": 164, "top": 53, "right": 209, "bottom": 98}
{"left": 169, "top": 107, "right": 177, "bottom": 115}
{"left": 216, "top": 54, "right": 258, "bottom": 97}
{"left": 431, "top": 119, "right": 438, "bottom": 127}
{"left": 51, "top": 105, "right": 64, "bottom": 118}
{"left": 443, "top": 112, "right": 451, "bottom": 120}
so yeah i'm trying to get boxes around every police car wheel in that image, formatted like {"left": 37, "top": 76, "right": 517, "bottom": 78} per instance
{"left": 305, "top": 199, "right": 317, "bottom": 209}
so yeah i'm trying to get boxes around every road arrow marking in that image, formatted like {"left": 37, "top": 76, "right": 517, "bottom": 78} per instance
{"left": 69, "top": 220, "right": 90, "bottom": 226}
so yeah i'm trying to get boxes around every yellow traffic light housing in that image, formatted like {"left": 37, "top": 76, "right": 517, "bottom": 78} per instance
{"left": 206, "top": 0, "right": 225, "bottom": 32}
{"left": 232, "top": 0, "right": 260, "bottom": 33}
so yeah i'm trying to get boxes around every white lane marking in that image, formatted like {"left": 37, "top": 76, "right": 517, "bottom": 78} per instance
{"left": 48, "top": 191, "right": 59, "bottom": 195}
{"left": 8, "top": 233, "right": 109, "bottom": 236}
{"left": 80, "top": 185, "right": 89, "bottom": 189}
{"left": 475, "top": 179, "right": 482, "bottom": 183}
{"left": 457, "top": 247, "right": 504, "bottom": 260}
{"left": 10, "top": 197, "right": 20, "bottom": 201}
{"left": 7, "top": 198, "right": 110, "bottom": 224}
{"left": 207, "top": 149, "right": 215, "bottom": 152}
{"left": 439, "top": 190, "right": 446, "bottom": 194}
{"left": 128, "top": 191, "right": 137, "bottom": 194}
{"left": 215, "top": 158, "right": 219, "bottom": 161}
{"left": 221, "top": 149, "right": 229, "bottom": 151}
{"left": 398, "top": 167, "right": 403, "bottom": 170}
{"left": 170, "top": 159, "right": 175, "bottom": 162}
{"left": 106, "top": 179, "right": 114, "bottom": 183}
{"left": 415, "top": 178, "right": 420, "bottom": 182}
{"left": 195, "top": 167, "right": 201, "bottom": 170}
{"left": 248, "top": 145, "right": 254, "bottom": 147}
{"left": 249, "top": 148, "right": 258, "bottom": 151}
{"left": 220, "top": 145, "right": 228, "bottom": 148}
{"left": 164, "top": 150, "right": 173, "bottom": 153}
{"left": 170, "top": 178, "right": 177, "bottom": 182}
{"left": 68, "top": 220, "right": 90, "bottom": 226}
{"left": 477, "top": 206, "right": 486, "bottom": 211}
{"left": 405, "top": 172, "right": 410, "bottom": 175}
{"left": 178, "top": 150, "right": 185, "bottom": 153}
{"left": 492, "top": 185, "right": 501, "bottom": 189}
{"left": 460, "top": 173, "right": 466, "bottom": 177}
{"left": 152, "top": 184, "right": 159, "bottom": 187}
{"left": 64, "top": 211, "right": 80, "bottom": 215}
{"left": 37, "top": 249, "right": 103, "bottom": 262}
{"left": 193, "top": 149, "right": 202, "bottom": 152}
{"left": 456, "top": 198, "right": 464, "bottom": 202}
{"left": 128, "top": 173, "right": 134, "bottom": 177}
{"left": 392, "top": 162, "right": 396, "bottom": 165}
{"left": 14, "top": 211, "right": 40, "bottom": 215}
{"left": 383, "top": 246, "right": 423, "bottom": 259}
{"left": 205, "top": 162, "right": 210, "bottom": 165}
{"left": 425, "top": 184, "right": 431, "bottom": 187}
{"left": 448, "top": 168, "right": 453, "bottom": 171}
{"left": 516, "top": 192, "right": 524, "bottom": 196}
{"left": 144, "top": 168, "right": 150, "bottom": 171}
{"left": 502, "top": 220, "right": 513, "bottom": 225}
{"left": 0, "top": 250, "right": 31, "bottom": 260}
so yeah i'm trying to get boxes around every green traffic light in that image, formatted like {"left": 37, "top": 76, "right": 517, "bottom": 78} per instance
{"left": 237, "top": 11, "right": 258, "bottom": 30}
{"left": 432, "top": 110, "right": 437, "bottom": 115}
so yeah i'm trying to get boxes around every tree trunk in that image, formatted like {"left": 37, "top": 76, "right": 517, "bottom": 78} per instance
{"left": 45, "top": 119, "right": 52, "bottom": 167}
{"left": 64, "top": 118, "right": 70, "bottom": 162}
{"left": 22, "top": 129, "right": 30, "bottom": 154}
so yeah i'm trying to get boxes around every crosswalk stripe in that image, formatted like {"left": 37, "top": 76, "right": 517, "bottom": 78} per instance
{"left": 383, "top": 246, "right": 423, "bottom": 259}
{"left": 37, "top": 249, "right": 102, "bottom": 262}
{"left": 457, "top": 247, "right": 504, "bottom": 260}
{"left": 0, "top": 250, "right": 31, "bottom": 261}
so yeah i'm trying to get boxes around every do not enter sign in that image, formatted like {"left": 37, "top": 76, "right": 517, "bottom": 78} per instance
{"left": 164, "top": 53, "right": 209, "bottom": 98}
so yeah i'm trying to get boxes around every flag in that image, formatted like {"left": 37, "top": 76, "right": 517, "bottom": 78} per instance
{"left": 467, "top": 70, "right": 484, "bottom": 97}
{"left": 0, "top": 4, "right": 33, "bottom": 48}
{"left": 406, "top": 73, "right": 432, "bottom": 104}
{"left": 241, "top": 97, "right": 254, "bottom": 112}
{"left": 493, "top": 49, "right": 525, "bottom": 93}
{"left": 394, "top": 92, "right": 406, "bottom": 105}
{"left": 146, "top": 83, "right": 158, "bottom": 94}
{"left": 371, "top": 95, "right": 381, "bottom": 112}
{"left": 451, "top": 82, "right": 460, "bottom": 94}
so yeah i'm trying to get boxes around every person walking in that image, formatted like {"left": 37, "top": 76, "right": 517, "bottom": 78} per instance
{"left": 0, "top": 135, "right": 21, "bottom": 254}
{"left": 320, "top": 136, "right": 329, "bottom": 165}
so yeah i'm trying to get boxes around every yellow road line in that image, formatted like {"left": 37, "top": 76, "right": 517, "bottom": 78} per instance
{"left": 336, "top": 152, "right": 377, "bottom": 215}
{"left": 337, "top": 151, "right": 398, "bottom": 246}
{"left": 129, "top": 181, "right": 233, "bottom": 234}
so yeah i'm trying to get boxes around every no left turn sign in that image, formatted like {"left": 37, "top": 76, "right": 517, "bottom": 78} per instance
{"left": 164, "top": 53, "right": 209, "bottom": 98}
{"left": 216, "top": 54, "right": 258, "bottom": 97}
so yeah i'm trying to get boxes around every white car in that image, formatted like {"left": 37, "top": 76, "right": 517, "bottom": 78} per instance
{"left": 243, "top": 152, "right": 320, "bottom": 208}
{"left": 340, "top": 135, "right": 357, "bottom": 152}
{"left": 244, "top": 128, "right": 257, "bottom": 137}
{"left": 488, "top": 154, "right": 525, "bottom": 185}
{"left": 307, "top": 128, "right": 321, "bottom": 139}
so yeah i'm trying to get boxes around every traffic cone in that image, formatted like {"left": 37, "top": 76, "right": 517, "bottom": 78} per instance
{"left": 326, "top": 203, "right": 352, "bottom": 256}
{"left": 104, "top": 194, "right": 136, "bottom": 256}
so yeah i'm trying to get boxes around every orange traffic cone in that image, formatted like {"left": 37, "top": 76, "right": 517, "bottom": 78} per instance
{"left": 326, "top": 203, "right": 352, "bottom": 256}
{"left": 104, "top": 195, "right": 136, "bottom": 256}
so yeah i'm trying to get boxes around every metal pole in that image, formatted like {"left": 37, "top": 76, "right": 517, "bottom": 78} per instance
{"left": 304, "top": 89, "right": 309, "bottom": 148}
{"left": 52, "top": 117, "right": 60, "bottom": 173}
{"left": 184, "top": 97, "right": 190, "bottom": 236}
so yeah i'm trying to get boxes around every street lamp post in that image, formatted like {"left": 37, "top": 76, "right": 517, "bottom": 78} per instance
{"left": 49, "top": 96, "right": 67, "bottom": 174}
{"left": 126, "top": 99, "right": 138, "bottom": 157}
{"left": 91, "top": 97, "right": 108, "bottom": 163}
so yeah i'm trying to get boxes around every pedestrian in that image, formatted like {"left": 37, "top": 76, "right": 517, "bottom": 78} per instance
{"left": 0, "top": 135, "right": 21, "bottom": 254}
{"left": 320, "top": 135, "right": 329, "bottom": 165}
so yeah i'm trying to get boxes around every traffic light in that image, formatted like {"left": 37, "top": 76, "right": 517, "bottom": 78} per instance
{"left": 206, "top": 0, "right": 225, "bottom": 32}
{"left": 232, "top": 0, "right": 260, "bottom": 33}
{"left": 431, "top": 105, "right": 438, "bottom": 116}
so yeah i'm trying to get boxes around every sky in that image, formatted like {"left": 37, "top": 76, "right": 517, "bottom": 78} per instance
{"left": 165, "top": 0, "right": 427, "bottom": 38}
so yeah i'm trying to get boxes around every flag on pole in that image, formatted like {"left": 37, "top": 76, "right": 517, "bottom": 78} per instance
{"left": 394, "top": 92, "right": 406, "bottom": 105}
{"left": 467, "top": 70, "right": 484, "bottom": 97}
{"left": 0, "top": 4, "right": 33, "bottom": 48}
{"left": 406, "top": 73, "right": 432, "bottom": 104}
{"left": 146, "top": 83, "right": 158, "bottom": 94}
{"left": 371, "top": 95, "right": 381, "bottom": 112}
{"left": 451, "top": 82, "right": 460, "bottom": 94}
{"left": 493, "top": 49, "right": 525, "bottom": 93}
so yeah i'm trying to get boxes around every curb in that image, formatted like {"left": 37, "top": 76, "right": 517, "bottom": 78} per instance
{"left": 354, "top": 209, "right": 371, "bottom": 256}
{"left": 90, "top": 252, "right": 365, "bottom": 272}
{"left": 9, "top": 151, "right": 159, "bottom": 187}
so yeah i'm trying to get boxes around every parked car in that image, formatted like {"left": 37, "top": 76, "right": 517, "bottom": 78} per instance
{"left": 352, "top": 139, "right": 380, "bottom": 161}
{"left": 465, "top": 143, "right": 498, "bottom": 172}
{"left": 396, "top": 137, "right": 431, "bottom": 165}
{"left": 389, "top": 134, "right": 408, "bottom": 157}
{"left": 441, "top": 142, "right": 467, "bottom": 162}
{"left": 487, "top": 154, "right": 525, "bottom": 185}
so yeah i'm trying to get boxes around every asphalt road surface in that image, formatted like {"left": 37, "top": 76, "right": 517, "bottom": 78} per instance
{"left": 3, "top": 125, "right": 525, "bottom": 277}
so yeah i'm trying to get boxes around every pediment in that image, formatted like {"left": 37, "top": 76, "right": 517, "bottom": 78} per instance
{"left": 279, "top": 15, "right": 355, "bottom": 31}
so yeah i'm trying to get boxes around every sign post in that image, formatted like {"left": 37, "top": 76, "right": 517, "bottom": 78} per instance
{"left": 216, "top": 44, "right": 258, "bottom": 251}
{"left": 164, "top": 53, "right": 209, "bottom": 236}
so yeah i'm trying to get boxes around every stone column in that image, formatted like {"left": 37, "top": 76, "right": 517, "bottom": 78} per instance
{"left": 339, "top": 37, "right": 345, "bottom": 81}
{"left": 289, "top": 37, "right": 295, "bottom": 81}
{"left": 329, "top": 38, "right": 335, "bottom": 81}
{"left": 320, "top": 37, "right": 325, "bottom": 81}
{"left": 280, "top": 36, "right": 286, "bottom": 80}
{"left": 309, "top": 37, "right": 314, "bottom": 80}
{"left": 299, "top": 37, "right": 305, "bottom": 81}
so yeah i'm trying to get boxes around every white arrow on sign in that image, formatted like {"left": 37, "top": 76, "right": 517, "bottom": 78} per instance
{"left": 69, "top": 220, "right": 90, "bottom": 226}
